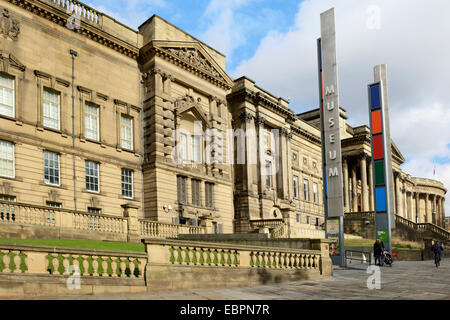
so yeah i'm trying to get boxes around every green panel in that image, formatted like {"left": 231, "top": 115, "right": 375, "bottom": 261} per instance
{"left": 374, "top": 161, "right": 385, "bottom": 185}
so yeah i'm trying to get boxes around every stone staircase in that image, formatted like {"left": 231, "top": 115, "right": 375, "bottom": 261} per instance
{"left": 344, "top": 212, "right": 450, "bottom": 244}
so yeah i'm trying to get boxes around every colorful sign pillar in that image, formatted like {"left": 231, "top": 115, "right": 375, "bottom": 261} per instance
{"left": 318, "top": 8, "right": 345, "bottom": 267}
{"left": 368, "top": 64, "right": 395, "bottom": 253}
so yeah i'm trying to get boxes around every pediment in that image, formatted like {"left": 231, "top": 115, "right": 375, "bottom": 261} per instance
{"left": 0, "top": 50, "right": 25, "bottom": 72}
{"left": 391, "top": 140, "right": 405, "bottom": 164}
{"left": 175, "top": 94, "right": 209, "bottom": 127}
{"left": 150, "top": 40, "right": 234, "bottom": 89}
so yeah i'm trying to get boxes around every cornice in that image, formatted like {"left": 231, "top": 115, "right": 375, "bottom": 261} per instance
{"left": 289, "top": 125, "right": 321, "bottom": 146}
{"left": 227, "top": 89, "right": 296, "bottom": 123}
{"left": 8, "top": 0, "right": 139, "bottom": 60}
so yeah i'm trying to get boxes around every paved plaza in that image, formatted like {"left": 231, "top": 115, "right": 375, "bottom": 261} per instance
{"left": 29, "top": 259, "right": 450, "bottom": 300}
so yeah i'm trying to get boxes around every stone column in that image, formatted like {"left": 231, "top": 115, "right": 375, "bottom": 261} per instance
{"left": 441, "top": 197, "right": 446, "bottom": 227}
{"left": 368, "top": 159, "right": 374, "bottom": 211}
{"left": 432, "top": 194, "right": 437, "bottom": 225}
{"left": 343, "top": 157, "right": 349, "bottom": 212}
{"left": 351, "top": 164, "right": 358, "bottom": 212}
{"left": 395, "top": 173, "right": 402, "bottom": 217}
{"left": 402, "top": 180, "right": 408, "bottom": 219}
{"left": 360, "top": 153, "right": 369, "bottom": 212}
{"left": 409, "top": 192, "right": 414, "bottom": 221}
{"left": 415, "top": 192, "right": 420, "bottom": 223}
{"left": 425, "top": 193, "right": 429, "bottom": 223}
{"left": 255, "top": 115, "right": 266, "bottom": 193}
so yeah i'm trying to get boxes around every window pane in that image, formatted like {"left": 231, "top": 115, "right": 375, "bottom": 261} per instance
{"left": 85, "top": 103, "right": 99, "bottom": 141}
{"left": 43, "top": 89, "right": 60, "bottom": 130}
{"left": 0, "top": 140, "right": 14, "bottom": 178}
{"left": 192, "top": 135, "right": 202, "bottom": 163}
{"left": 265, "top": 161, "right": 271, "bottom": 187}
{"left": 0, "top": 74, "right": 15, "bottom": 118}
{"left": 121, "top": 168, "right": 133, "bottom": 199}
{"left": 85, "top": 161, "right": 99, "bottom": 192}
{"left": 293, "top": 176, "right": 299, "bottom": 198}
{"left": 304, "top": 180, "right": 309, "bottom": 201}
{"left": 179, "top": 134, "right": 187, "bottom": 162}
{"left": 177, "top": 176, "right": 187, "bottom": 204}
{"left": 121, "top": 115, "right": 133, "bottom": 150}
{"left": 44, "top": 151, "right": 60, "bottom": 185}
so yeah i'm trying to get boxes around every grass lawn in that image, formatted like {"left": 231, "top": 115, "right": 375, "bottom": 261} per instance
{"left": 0, "top": 238, "right": 145, "bottom": 252}
{"left": 345, "top": 238, "right": 422, "bottom": 250}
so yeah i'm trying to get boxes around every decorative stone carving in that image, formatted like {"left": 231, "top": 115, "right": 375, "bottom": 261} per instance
{"left": 166, "top": 48, "right": 220, "bottom": 78}
{"left": 175, "top": 94, "right": 201, "bottom": 111}
{"left": 254, "top": 116, "right": 265, "bottom": 126}
{"left": 238, "top": 111, "right": 253, "bottom": 123}
{"left": 0, "top": 8, "right": 20, "bottom": 40}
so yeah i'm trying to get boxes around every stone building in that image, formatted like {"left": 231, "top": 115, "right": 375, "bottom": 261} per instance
{"left": 0, "top": 0, "right": 446, "bottom": 240}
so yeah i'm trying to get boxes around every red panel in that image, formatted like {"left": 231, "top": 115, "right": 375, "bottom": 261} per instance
{"left": 373, "top": 135, "right": 384, "bottom": 160}
{"left": 372, "top": 110, "right": 382, "bottom": 134}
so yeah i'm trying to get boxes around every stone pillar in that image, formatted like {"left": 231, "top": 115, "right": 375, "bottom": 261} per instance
{"left": 425, "top": 193, "right": 429, "bottom": 223}
{"left": 255, "top": 116, "right": 266, "bottom": 193}
{"left": 368, "top": 159, "right": 374, "bottom": 211}
{"left": 351, "top": 164, "right": 358, "bottom": 212}
{"left": 441, "top": 197, "right": 446, "bottom": 227}
{"left": 409, "top": 192, "right": 414, "bottom": 221}
{"left": 311, "top": 239, "right": 333, "bottom": 276}
{"left": 122, "top": 204, "right": 141, "bottom": 243}
{"left": 415, "top": 192, "right": 420, "bottom": 223}
{"left": 432, "top": 194, "right": 437, "bottom": 225}
{"left": 343, "top": 157, "right": 349, "bottom": 212}
{"left": 395, "top": 173, "right": 402, "bottom": 217}
{"left": 360, "top": 153, "right": 369, "bottom": 212}
{"left": 278, "top": 128, "right": 290, "bottom": 200}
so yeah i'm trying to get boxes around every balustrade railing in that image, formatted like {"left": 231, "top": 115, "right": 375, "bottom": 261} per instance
{"left": 139, "top": 220, "right": 205, "bottom": 239}
{"left": 0, "top": 200, "right": 126, "bottom": 235}
{"left": 44, "top": 0, "right": 101, "bottom": 25}
{"left": 0, "top": 243, "right": 147, "bottom": 278}
{"left": 146, "top": 239, "right": 322, "bottom": 271}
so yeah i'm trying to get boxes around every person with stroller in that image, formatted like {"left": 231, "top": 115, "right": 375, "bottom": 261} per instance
{"left": 373, "top": 238, "right": 385, "bottom": 266}
{"left": 431, "top": 241, "right": 444, "bottom": 268}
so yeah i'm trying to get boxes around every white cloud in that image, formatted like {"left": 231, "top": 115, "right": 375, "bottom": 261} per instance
{"left": 232, "top": 0, "right": 450, "bottom": 215}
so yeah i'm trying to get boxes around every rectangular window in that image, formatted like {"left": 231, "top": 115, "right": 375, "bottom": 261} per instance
{"left": 304, "top": 179, "right": 309, "bottom": 201}
{"left": 46, "top": 201, "right": 62, "bottom": 209}
{"left": 192, "top": 135, "right": 202, "bottom": 163}
{"left": 296, "top": 214, "right": 301, "bottom": 223}
{"left": 313, "top": 183, "right": 318, "bottom": 204}
{"left": 44, "top": 151, "right": 60, "bottom": 186}
{"left": 121, "top": 115, "right": 133, "bottom": 150}
{"left": 307, "top": 216, "right": 311, "bottom": 225}
{"left": 316, "top": 218, "right": 320, "bottom": 227}
{"left": 212, "top": 222, "right": 218, "bottom": 234}
{"left": 205, "top": 182, "right": 214, "bottom": 208}
{"left": 293, "top": 176, "right": 299, "bottom": 198}
{"left": 0, "top": 195, "right": 16, "bottom": 202}
{"left": 177, "top": 176, "right": 187, "bottom": 204}
{"left": 88, "top": 207, "right": 101, "bottom": 214}
{"left": 85, "top": 103, "right": 100, "bottom": 141}
{"left": 191, "top": 179, "right": 201, "bottom": 206}
{"left": 265, "top": 160, "right": 272, "bottom": 188}
{"left": 0, "top": 140, "right": 14, "bottom": 178}
{"left": 85, "top": 161, "right": 99, "bottom": 193}
{"left": 0, "top": 74, "right": 15, "bottom": 118}
{"left": 121, "top": 169, "right": 133, "bottom": 199}
{"left": 43, "top": 89, "right": 60, "bottom": 130}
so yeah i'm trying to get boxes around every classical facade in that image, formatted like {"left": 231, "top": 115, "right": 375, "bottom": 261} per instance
{"left": 0, "top": 0, "right": 446, "bottom": 240}
{"left": 299, "top": 109, "right": 447, "bottom": 227}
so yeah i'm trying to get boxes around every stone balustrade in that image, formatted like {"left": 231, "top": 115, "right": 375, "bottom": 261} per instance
{"left": 44, "top": 0, "right": 101, "bottom": 25}
{"left": 139, "top": 219, "right": 205, "bottom": 239}
{"left": 0, "top": 243, "right": 147, "bottom": 278}
{"left": 0, "top": 200, "right": 127, "bottom": 235}
{"left": 145, "top": 239, "right": 323, "bottom": 270}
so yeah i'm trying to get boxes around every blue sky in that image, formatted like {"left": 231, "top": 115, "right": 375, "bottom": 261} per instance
{"left": 86, "top": 0, "right": 300, "bottom": 72}
{"left": 86, "top": 0, "right": 450, "bottom": 216}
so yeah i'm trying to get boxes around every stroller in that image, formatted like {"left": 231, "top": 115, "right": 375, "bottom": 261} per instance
{"left": 379, "top": 249, "right": 393, "bottom": 267}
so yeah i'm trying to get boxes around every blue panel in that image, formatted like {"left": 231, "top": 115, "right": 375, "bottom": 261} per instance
{"left": 370, "top": 84, "right": 381, "bottom": 110}
{"left": 376, "top": 187, "right": 387, "bottom": 212}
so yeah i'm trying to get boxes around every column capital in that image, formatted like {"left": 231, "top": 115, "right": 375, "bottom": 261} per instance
{"left": 238, "top": 110, "right": 254, "bottom": 123}
{"left": 254, "top": 115, "right": 266, "bottom": 126}
{"left": 359, "top": 152, "right": 368, "bottom": 160}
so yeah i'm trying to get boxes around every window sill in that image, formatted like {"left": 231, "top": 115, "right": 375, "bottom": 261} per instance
{"left": 40, "top": 182, "right": 66, "bottom": 189}
{"left": 84, "top": 189, "right": 101, "bottom": 195}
